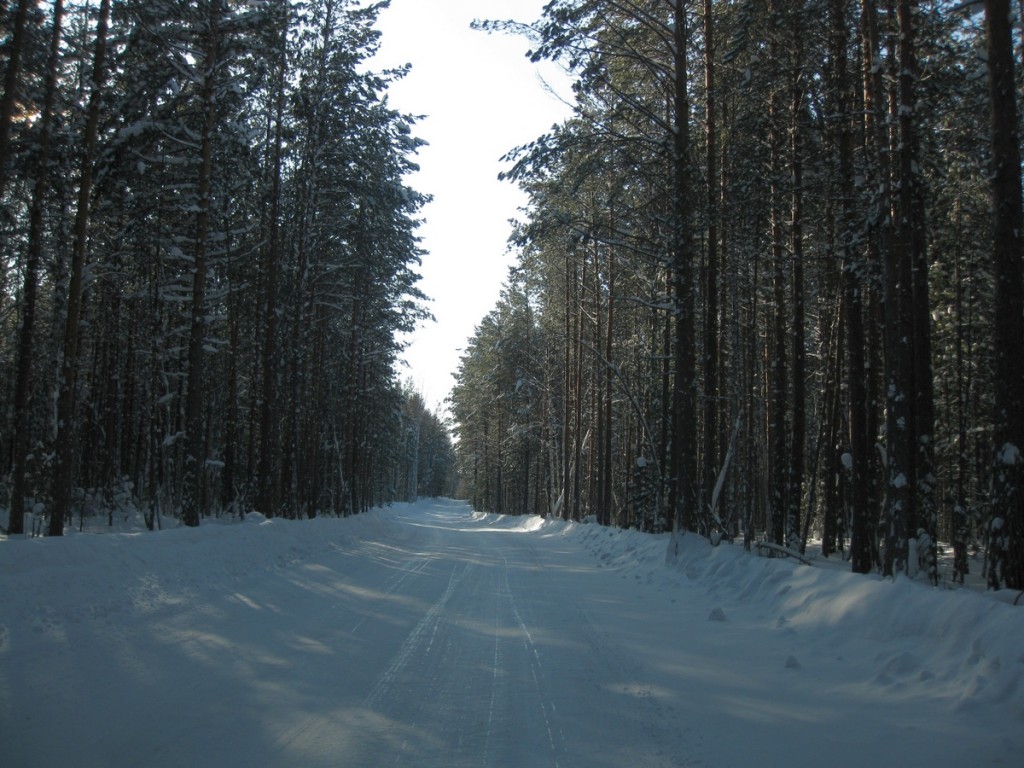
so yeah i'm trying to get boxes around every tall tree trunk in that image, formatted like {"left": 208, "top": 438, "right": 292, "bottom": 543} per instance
{"left": 702, "top": 0, "right": 720, "bottom": 531}
{"left": 861, "top": 0, "right": 892, "bottom": 569}
{"left": 768, "top": 83, "right": 789, "bottom": 548}
{"left": 900, "top": 0, "right": 936, "bottom": 583}
{"left": 668, "top": 0, "right": 696, "bottom": 545}
{"left": 181, "top": 0, "right": 223, "bottom": 528}
{"left": 572, "top": 257, "right": 586, "bottom": 521}
{"left": 660, "top": 272, "right": 671, "bottom": 530}
{"left": 562, "top": 253, "right": 573, "bottom": 521}
{"left": 984, "top": 0, "right": 1024, "bottom": 590}
{"left": 50, "top": 0, "right": 112, "bottom": 536}
{"left": 872, "top": 0, "right": 910, "bottom": 576}
{"left": 258, "top": 4, "right": 288, "bottom": 518}
{"left": 819, "top": 303, "right": 844, "bottom": 557}
{"left": 223, "top": 265, "right": 240, "bottom": 515}
{"left": 603, "top": 234, "right": 615, "bottom": 527}
{"left": 9, "top": 0, "right": 65, "bottom": 536}
{"left": 788, "top": 54, "right": 807, "bottom": 553}
{"left": 880, "top": 0, "right": 928, "bottom": 576}
{"left": 953, "top": 207, "right": 970, "bottom": 584}
{"left": 832, "top": 0, "right": 873, "bottom": 573}
{"left": 590, "top": 257, "right": 598, "bottom": 521}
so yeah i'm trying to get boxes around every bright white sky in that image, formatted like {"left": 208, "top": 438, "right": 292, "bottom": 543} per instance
{"left": 371, "top": 0, "right": 572, "bottom": 412}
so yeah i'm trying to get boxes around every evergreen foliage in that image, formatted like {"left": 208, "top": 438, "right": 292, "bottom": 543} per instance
{"left": 454, "top": 0, "right": 1024, "bottom": 587}
{"left": 0, "top": 0, "right": 450, "bottom": 532}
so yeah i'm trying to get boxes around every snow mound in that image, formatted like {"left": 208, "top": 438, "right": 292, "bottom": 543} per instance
{"left": 523, "top": 515, "right": 1024, "bottom": 719}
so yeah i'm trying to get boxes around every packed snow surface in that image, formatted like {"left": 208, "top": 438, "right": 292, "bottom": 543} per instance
{"left": 2, "top": 498, "right": 1022, "bottom": 766}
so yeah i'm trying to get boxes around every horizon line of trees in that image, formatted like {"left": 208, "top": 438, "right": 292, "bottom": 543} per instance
{"left": 0, "top": 0, "right": 454, "bottom": 535}
{"left": 452, "top": 0, "right": 1024, "bottom": 590}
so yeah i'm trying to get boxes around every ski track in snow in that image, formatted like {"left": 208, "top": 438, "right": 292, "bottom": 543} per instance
{"left": 1, "top": 498, "right": 1022, "bottom": 767}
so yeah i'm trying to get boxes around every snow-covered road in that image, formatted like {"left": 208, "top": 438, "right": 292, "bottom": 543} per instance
{"left": 2, "top": 499, "right": 1021, "bottom": 766}
{"left": 216, "top": 499, "right": 695, "bottom": 767}
{"left": 336, "top": 502, "right": 691, "bottom": 767}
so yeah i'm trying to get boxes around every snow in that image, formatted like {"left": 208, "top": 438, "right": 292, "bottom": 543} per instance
{"left": 999, "top": 442, "right": 1021, "bottom": 466}
{"left": 2, "top": 499, "right": 1022, "bottom": 767}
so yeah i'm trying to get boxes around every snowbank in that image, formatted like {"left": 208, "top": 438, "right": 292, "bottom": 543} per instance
{"left": 541, "top": 516, "right": 1024, "bottom": 720}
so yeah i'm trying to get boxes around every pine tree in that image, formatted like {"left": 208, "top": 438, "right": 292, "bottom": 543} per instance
{"left": 8, "top": 0, "right": 65, "bottom": 536}
{"left": 50, "top": 0, "right": 112, "bottom": 536}
{"left": 984, "top": 0, "right": 1024, "bottom": 589}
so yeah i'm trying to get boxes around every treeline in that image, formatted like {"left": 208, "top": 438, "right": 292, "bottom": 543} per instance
{"left": 0, "top": 0, "right": 453, "bottom": 534}
{"left": 451, "top": 0, "right": 1024, "bottom": 589}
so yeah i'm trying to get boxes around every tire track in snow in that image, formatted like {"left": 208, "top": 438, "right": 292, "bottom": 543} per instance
{"left": 508, "top": 528, "right": 702, "bottom": 767}
{"left": 364, "top": 560, "right": 467, "bottom": 708}
{"left": 349, "top": 503, "right": 695, "bottom": 766}
{"left": 347, "top": 554, "right": 434, "bottom": 637}
{"left": 266, "top": 551, "right": 440, "bottom": 761}
{"left": 482, "top": 561, "right": 504, "bottom": 766}
{"left": 353, "top": 519, "right": 569, "bottom": 768}
{"left": 500, "top": 555, "right": 567, "bottom": 768}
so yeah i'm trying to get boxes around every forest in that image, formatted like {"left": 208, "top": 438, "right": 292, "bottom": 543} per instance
{"left": 450, "top": 0, "right": 1024, "bottom": 590}
{"left": 0, "top": 0, "right": 455, "bottom": 537}
{"left": 3, "top": 0, "right": 1024, "bottom": 594}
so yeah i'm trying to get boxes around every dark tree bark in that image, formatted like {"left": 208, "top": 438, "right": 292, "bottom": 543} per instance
{"left": 769, "top": 100, "right": 789, "bottom": 548}
{"left": 572, "top": 256, "right": 585, "bottom": 521}
{"left": 562, "top": 252, "right": 573, "bottom": 521}
{"left": 788, "top": 40, "right": 807, "bottom": 553}
{"left": 258, "top": 3, "right": 288, "bottom": 518}
{"left": 181, "top": 0, "right": 224, "bottom": 528}
{"left": 50, "top": 0, "right": 112, "bottom": 537}
{"left": 878, "top": 0, "right": 934, "bottom": 578}
{"left": 899, "top": 0, "right": 936, "bottom": 583}
{"left": 702, "top": 0, "right": 720, "bottom": 531}
{"left": 860, "top": 0, "right": 892, "bottom": 569}
{"left": 667, "top": 0, "right": 697, "bottom": 543}
{"left": 953, "top": 221, "right": 970, "bottom": 584}
{"left": 9, "top": 0, "right": 65, "bottom": 536}
{"left": 984, "top": 0, "right": 1024, "bottom": 590}
{"left": 602, "top": 231, "right": 615, "bottom": 526}
{"left": 829, "top": 0, "right": 873, "bottom": 573}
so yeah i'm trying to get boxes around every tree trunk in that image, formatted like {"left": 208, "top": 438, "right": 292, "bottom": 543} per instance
{"left": 668, "top": 0, "right": 696, "bottom": 543}
{"left": 50, "top": 0, "right": 112, "bottom": 536}
{"left": 861, "top": 0, "right": 891, "bottom": 569}
{"left": 181, "top": 0, "right": 223, "bottom": 528}
{"left": 258, "top": 5, "right": 288, "bottom": 518}
{"left": 953, "top": 209, "right": 970, "bottom": 584}
{"left": 603, "top": 234, "right": 615, "bottom": 526}
{"left": 563, "top": 258, "right": 574, "bottom": 520}
{"left": 880, "top": 0, "right": 929, "bottom": 577}
{"left": 788, "top": 56, "right": 807, "bottom": 553}
{"left": 829, "top": 0, "right": 873, "bottom": 573}
{"left": 9, "top": 0, "right": 65, "bottom": 536}
{"left": 702, "top": 0, "right": 720, "bottom": 532}
{"left": 572, "top": 257, "right": 586, "bottom": 522}
{"left": 984, "top": 0, "right": 1024, "bottom": 590}
{"left": 768, "top": 82, "right": 788, "bottom": 548}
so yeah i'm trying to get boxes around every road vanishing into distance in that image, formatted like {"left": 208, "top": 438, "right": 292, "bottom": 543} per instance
{"left": 3, "top": 498, "right": 1013, "bottom": 767}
